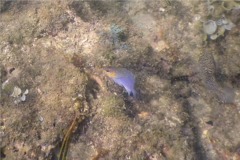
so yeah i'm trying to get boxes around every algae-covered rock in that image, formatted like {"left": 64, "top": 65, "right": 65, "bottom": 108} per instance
{"left": 1, "top": 0, "right": 240, "bottom": 160}
{"left": 101, "top": 95, "right": 126, "bottom": 118}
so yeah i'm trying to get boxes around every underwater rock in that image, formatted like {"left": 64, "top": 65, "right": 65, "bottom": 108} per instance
{"left": 216, "top": 16, "right": 236, "bottom": 30}
{"left": 110, "top": 24, "right": 128, "bottom": 50}
{"left": 11, "top": 86, "right": 29, "bottom": 104}
{"left": 223, "top": 21, "right": 236, "bottom": 30}
{"left": 210, "top": 34, "right": 218, "bottom": 40}
{"left": 231, "top": 7, "right": 240, "bottom": 24}
{"left": 0, "top": 1, "right": 12, "bottom": 13}
{"left": 215, "top": 86, "right": 235, "bottom": 103}
{"left": 11, "top": 86, "right": 22, "bottom": 98}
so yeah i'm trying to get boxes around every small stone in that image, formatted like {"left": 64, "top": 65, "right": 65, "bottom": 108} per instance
{"left": 217, "top": 26, "right": 226, "bottom": 36}
{"left": 203, "top": 130, "right": 208, "bottom": 138}
{"left": 14, "top": 99, "right": 21, "bottom": 104}
{"left": 39, "top": 116, "right": 44, "bottom": 122}
{"left": 20, "top": 94, "right": 26, "bottom": 101}
{"left": 138, "top": 111, "right": 150, "bottom": 119}
{"left": 23, "top": 89, "right": 29, "bottom": 95}
{"left": 11, "top": 86, "right": 22, "bottom": 98}
{"left": 210, "top": 34, "right": 218, "bottom": 40}
{"left": 203, "top": 20, "right": 217, "bottom": 35}
{"left": 2, "top": 79, "right": 9, "bottom": 89}
{"left": 159, "top": 8, "right": 165, "bottom": 12}
{"left": 224, "top": 21, "right": 236, "bottom": 30}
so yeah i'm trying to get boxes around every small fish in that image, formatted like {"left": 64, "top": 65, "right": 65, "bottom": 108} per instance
{"left": 103, "top": 67, "right": 137, "bottom": 97}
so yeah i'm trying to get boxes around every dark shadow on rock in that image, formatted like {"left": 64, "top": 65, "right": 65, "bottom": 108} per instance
{"left": 171, "top": 75, "right": 208, "bottom": 159}
{"left": 88, "top": 1, "right": 108, "bottom": 15}
{"left": 85, "top": 76, "right": 100, "bottom": 101}
{"left": 182, "top": 100, "right": 208, "bottom": 160}
{"left": 231, "top": 73, "right": 240, "bottom": 88}
{"left": 0, "top": 147, "right": 6, "bottom": 159}
{"left": 122, "top": 97, "right": 138, "bottom": 118}
{"left": 0, "top": 1, "right": 29, "bottom": 13}
{"left": 69, "top": 1, "right": 91, "bottom": 22}
{"left": 69, "top": 1, "right": 110, "bottom": 22}
{"left": 0, "top": 1, "right": 12, "bottom": 13}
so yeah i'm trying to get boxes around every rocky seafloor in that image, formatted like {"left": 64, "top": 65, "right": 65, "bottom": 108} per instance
{"left": 0, "top": 0, "right": 240, "bottom": 160}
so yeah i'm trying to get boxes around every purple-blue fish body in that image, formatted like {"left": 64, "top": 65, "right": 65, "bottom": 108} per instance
{"left": 104, "top": 67, "right": 136, "bottom": 97}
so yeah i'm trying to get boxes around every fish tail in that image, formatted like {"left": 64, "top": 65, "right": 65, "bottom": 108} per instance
{"left": 126, "top": 87, "right": 137, "bottom": 98}
{"left": 131, "top": 89, "right": 137, "bottom": 98}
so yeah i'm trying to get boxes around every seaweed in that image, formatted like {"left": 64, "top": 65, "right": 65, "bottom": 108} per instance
{"left": 58, "top": 99, "right": 88, "bottom": 160}
{"left": 58, "top": 115, "right": 78, "bottom": 160}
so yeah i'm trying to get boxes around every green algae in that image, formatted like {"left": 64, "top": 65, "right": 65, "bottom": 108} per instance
{"left": 101, "top": 95, "right": 127, "bottom": 119}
